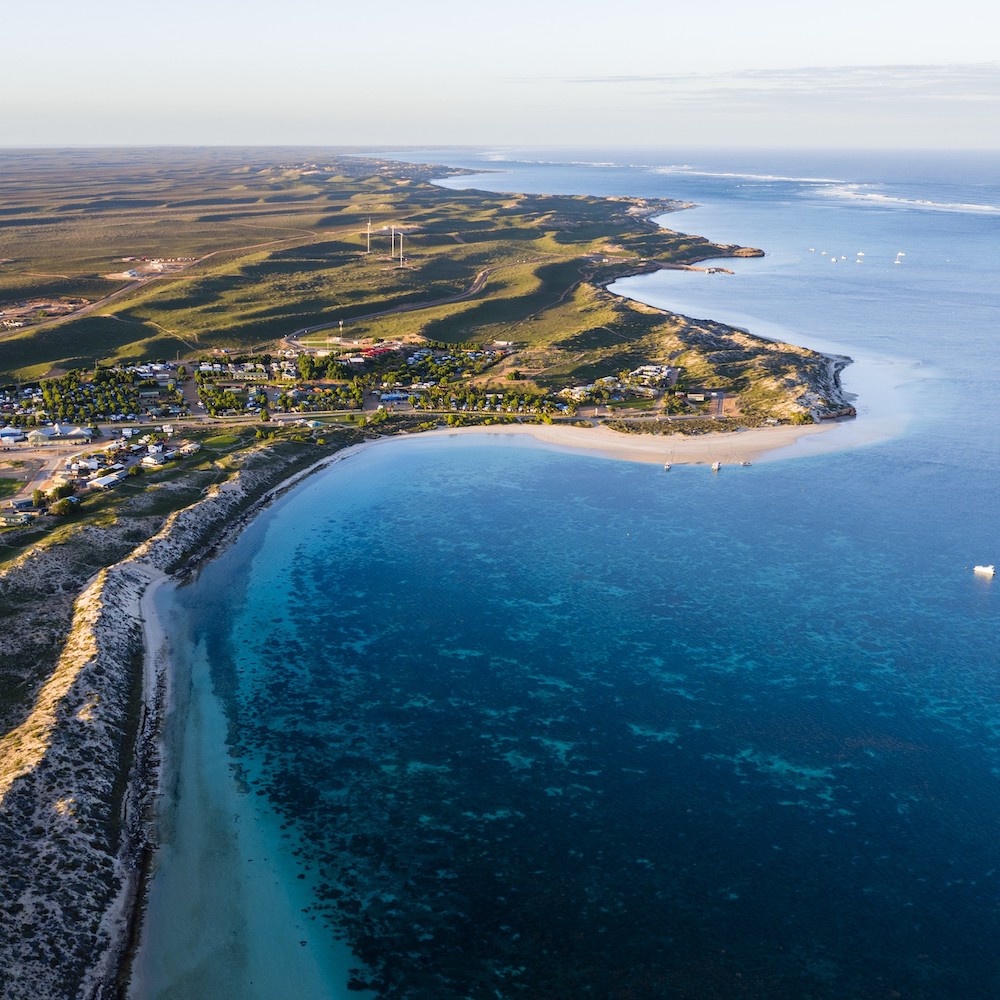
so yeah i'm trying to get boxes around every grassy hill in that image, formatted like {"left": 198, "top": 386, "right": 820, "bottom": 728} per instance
{"left": 0, "top": 148, "right": 842, "bottom": 418}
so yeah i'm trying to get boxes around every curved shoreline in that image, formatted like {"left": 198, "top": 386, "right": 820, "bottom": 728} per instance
{"left": 411, "top": 420, "right": 836, "bottom": 465}
{"left": 0, "top": 408, "right": 851, "bottom": 998}
{"left": 117, "top": 417, "right": 841, "bottom": 993}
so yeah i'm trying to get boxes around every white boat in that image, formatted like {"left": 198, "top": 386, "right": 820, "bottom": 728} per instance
{"left": 973, "top": 564, "right": 995, "bottom": 577}
{"left": 663, "top": 462, "right": 671, "bottom": 471}
{"left": 711, "top": 461, "right": 721, "bottom": 472}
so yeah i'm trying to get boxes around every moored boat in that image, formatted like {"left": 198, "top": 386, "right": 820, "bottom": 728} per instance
{"left": 973, "top": 564, "right": 995, "bottom": 577}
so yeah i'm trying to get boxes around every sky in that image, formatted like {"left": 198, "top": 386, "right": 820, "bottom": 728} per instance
{"left": 4, "top": 0, "right": 998, "bottom": 149}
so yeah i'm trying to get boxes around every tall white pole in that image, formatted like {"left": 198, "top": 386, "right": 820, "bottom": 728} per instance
{"left": 366, "top": 219, "right": 371, "bottom": 254}
{"left": 398, "top": 232, "right": 403, "bottom": 267}
{"left": 390, "top": 227, "right": 395, "bottom": 257}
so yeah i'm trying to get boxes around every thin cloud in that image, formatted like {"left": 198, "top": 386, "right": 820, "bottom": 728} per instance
{"left": 559, "top": 63, "right": 1000, "bottom": 106}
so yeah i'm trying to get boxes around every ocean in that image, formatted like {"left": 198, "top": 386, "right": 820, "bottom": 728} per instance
{"left": 131, "top": 149, "right": 1000, "bottom": 998}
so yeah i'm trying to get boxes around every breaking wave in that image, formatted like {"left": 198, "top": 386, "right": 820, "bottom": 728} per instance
{"left": 651, "top": 166, "right": 844, "bottom": 184}
{"left": 815, "top": 183, "right": 1000, "bottom": 215}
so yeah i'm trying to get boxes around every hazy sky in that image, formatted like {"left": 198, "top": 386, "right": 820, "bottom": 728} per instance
{"left": 5, "top": 0, "right": 998, "bottom": 148}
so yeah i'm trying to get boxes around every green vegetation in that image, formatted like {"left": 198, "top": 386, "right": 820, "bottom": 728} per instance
{"left": 200, "top": 432, "right": 244, "bottom": 451}
{"left": 1, "top": 148, "right": 841, "bottom": 420}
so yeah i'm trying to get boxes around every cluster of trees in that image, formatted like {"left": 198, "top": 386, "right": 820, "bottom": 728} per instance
{"left": 197, "top": 384, "right": 250, "bottom": 416}
{"left": 411, "top": 386, "right": 561, "bottom": 415}
{"left": 274, "top": 383, "right": 364, "bottom": 413}
{"left": 295, "top": 354, "right": 350, "bottom": 381}
{"left": 662, "top": 393, "right": 691, "bottom": 414}
{"left": 403, "top": 352, "right": 502, "bottom": 383}
{"left": 39, "top": 369, "right": 145, "bottom": 422}
{"left": 32, "top": 481, "right": 78, "bottom": 516}
{"left": 291, "top": 347, "right": 507, "bottom": 389}
{"left": 1, "top": 411, "right": 42, "bottom": 428}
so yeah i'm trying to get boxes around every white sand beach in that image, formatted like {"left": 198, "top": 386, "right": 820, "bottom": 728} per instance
{"left": 412, "top": 420, "right": 836, "bottom": 466}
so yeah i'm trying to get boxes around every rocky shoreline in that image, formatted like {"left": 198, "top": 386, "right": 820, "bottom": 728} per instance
{"left": 608, "top": 199, "right": 856, "bottom": 422}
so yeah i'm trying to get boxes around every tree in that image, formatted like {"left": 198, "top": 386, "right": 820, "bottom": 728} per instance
{"left": 297, "top": 354, "right": 316, "bottom": 381}
{"left": 50, "top": 498, "right": 75, "bottom": 516}
{"left": 32, "top": 488, "right": 45, "bottom": 508}
{"left": 325, "top": 358, "right": 349, "bottom": 379}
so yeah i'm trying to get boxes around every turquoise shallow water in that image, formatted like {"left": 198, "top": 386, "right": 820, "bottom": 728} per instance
{"left": 135, "top": 150, "right": 1000, "bottom": 998}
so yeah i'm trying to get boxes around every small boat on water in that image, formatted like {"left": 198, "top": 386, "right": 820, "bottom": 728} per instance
{"left": 739, "top": 460, "right": 751, "bottom": 467}
{"left": 973, "top": 564, "right": 995, "bottom": 577}
{"left": 663, "top": 462, "right": 671, "bottom": 471}
{"left": 711, "top": 461, "right": 721, "bottom": 472}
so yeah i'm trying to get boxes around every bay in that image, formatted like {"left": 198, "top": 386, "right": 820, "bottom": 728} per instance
{"left": 132, "top": 149, "right": 1000, "bottom": 998}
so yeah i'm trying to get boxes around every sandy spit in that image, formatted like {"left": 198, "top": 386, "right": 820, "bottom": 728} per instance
{"left": 412, "top": 420, "right": 836, "bottom": 466}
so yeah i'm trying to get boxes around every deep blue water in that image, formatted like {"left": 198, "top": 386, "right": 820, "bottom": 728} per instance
{"left": 148, "top": 150, "right": 1000, "bottom": 998}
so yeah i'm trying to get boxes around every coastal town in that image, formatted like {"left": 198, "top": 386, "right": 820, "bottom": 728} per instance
{"left": 0, "top": 339, "right": 780, "bottom": 530}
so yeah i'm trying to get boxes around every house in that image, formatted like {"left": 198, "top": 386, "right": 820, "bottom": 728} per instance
{"left": 91, "top": 473, "right": 124, "bottom": 489}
